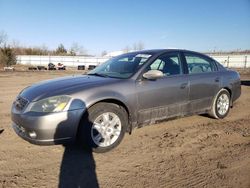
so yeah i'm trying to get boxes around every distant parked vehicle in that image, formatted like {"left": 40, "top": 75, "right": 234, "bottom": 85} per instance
{"left": 28, "top": 66, "right": 37, "bottom": 71}
{"left": 37, "top": 66, "right": 47, "bottom": 70}
{"left": 3, "top": 67, "right": 15, "bottom": 71}
{"left": 78, "top": 65, "right": 85, "bottom": 70}
{"left": 48, "top": 63, "right": 56, "bottom": 70}
{"left": 57, "top": 63, "right": 66, "bottom": 70}
{"left": 11, "top": 49, "right": 241, "bottom": 153}
{"left": 88, "top": 65, "right": 96, "bottom": 70}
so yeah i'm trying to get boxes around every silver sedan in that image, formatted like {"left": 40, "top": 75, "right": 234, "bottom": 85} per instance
{"left": 11, "top": 49, "right": 241, "bottom": 153}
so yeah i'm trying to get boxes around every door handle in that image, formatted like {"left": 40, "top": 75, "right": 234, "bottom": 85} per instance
{"left": 180, "top": 83, "right": 188, "bottom": 89}
{"left": 215, "top": 77, "right": 220, "bottom": 82}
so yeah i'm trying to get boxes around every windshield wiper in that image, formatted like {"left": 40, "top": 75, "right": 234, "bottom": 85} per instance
{"left": 87, "top": 73, "right": 110, "bottom": 77}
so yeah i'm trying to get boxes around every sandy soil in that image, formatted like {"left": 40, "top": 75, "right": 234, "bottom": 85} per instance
{"left": 0, "top": 70, "right": 250, "bottom": 188}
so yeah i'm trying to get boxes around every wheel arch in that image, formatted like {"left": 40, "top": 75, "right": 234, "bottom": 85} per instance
{"left": 89, "top": 98, "right": 130, "bottom": 116}
{"left": 222, "top": 87, "right": 233, "bottom": 107}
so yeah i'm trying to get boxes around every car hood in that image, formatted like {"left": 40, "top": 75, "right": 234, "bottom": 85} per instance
{"left": 20, "top": 75, "right": 118, "bottom": 102}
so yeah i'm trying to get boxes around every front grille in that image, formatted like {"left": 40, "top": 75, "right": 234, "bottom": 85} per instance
{"left": 14, "top": 96, "right": 29, "bottom": 111}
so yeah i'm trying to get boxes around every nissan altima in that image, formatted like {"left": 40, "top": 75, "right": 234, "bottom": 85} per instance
{"left": 11, "top": 49, "right": 241, "bottom": 152}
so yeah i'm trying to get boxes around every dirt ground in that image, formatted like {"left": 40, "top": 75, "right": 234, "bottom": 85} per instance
{"left": 0, "top": 70, "right": 250, "bottom": 188}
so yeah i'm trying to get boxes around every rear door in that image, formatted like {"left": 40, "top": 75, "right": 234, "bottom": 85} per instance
{"left": 136, "top": 52, "right": 189, "bottom": 125}
{"left": 183, "top": 52, "right": 220, "bottom": 114}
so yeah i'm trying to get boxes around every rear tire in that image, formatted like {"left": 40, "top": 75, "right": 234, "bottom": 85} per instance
{"left": 209, "top": 89, "right": 230, "bottom": 119}
{"left": 78, "top": 102, "right": 128, "bottom": 153}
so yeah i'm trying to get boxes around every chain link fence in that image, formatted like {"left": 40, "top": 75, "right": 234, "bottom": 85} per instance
{"left": 209, "top": 54, "right": 250, "bottom": 68}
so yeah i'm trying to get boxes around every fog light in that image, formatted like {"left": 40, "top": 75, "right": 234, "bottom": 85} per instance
{"left": 28, "top": 131, "right": 37, "bottom": 139}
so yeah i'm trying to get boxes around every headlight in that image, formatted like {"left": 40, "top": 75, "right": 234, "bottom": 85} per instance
{"left": 29, "top": 95, "right": 71, "bottom": 113}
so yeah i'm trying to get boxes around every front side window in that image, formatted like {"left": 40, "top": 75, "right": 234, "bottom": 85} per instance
{"left": 184, "top": 53, "right": 215, "bottom": 74}
{"left": 88, "top": 53, "right": 152, "bottom": 79}
{"left": 148, "top": 53, "right": 181, "bottom": 76}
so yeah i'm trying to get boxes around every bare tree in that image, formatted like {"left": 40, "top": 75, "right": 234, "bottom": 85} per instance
{"left": 69, "top": 42, "right": 87, "bottom": 56}
{"left": 123, "top": 45, "right": 131, "bottom": 53}
{"left": 1, "top": 46, "right": 16, "bottom": 66}
{"left": 10, "top": 39, "right": 20, "bottom": 48}
{"left": 55, "top": 44, "right": 67, "bottom": 55}
{"left": 123, "top": 41, "right": 145, "bottom": 53}
{"left": 101, "top": 50, "right": 107, "bottom": 56}
{"left": 132, "top": 43, "right": 137, "bottom": 51}
{"left": 0, "top": 31, "right": 16, "bottom": 66}
{"left": 137, "top": 41, "right": 145, "bottom": 50}
{"left": 10, "top": 40, "right": 23, "bottom": 55}
{"left": 41, "top": 44, "right": 49, "bottom": 54}
{"left": 0, "top": 31, "right": 8, "bottom": 47}
{"left": 133, "top": 41, "right": 145, "bottom": 51}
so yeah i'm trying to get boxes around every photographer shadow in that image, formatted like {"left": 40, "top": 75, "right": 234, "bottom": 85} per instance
{"left": 58, "top": 144, "right": 99, "bottom": 188}
{"left": 54, "top": 99, "right": 99, "bottom": 188}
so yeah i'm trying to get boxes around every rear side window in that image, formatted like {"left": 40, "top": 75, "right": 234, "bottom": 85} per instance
{"left": 184, "top": 53, "right": 216, "bottom": 74}
{"left": 149, "top": 53, "right": 181, "bottom": 76}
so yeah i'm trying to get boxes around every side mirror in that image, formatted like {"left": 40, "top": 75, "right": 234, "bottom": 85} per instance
{"left": 143, "top": 70, "right": 164, "bottom": 80}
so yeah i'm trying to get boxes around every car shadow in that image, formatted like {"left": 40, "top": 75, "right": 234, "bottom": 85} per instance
{"left": 54, "top": 100, "right": 99, "bottom": 188}
{"left": 241, "top": 80, "right": 250, "bottom": 86}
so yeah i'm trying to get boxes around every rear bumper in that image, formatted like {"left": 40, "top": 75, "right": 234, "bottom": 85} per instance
{"left": 11, "top": 108, "right": 84, "bottom": 145}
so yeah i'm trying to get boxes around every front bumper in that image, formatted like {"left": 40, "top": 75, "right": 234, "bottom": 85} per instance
{"left": 11, "top": 108, "right": 84, "bottom": 145}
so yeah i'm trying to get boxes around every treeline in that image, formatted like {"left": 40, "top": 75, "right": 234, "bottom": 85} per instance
{"left": 0, "top": 43, "right": 87, "bottom": 67}
{"left": 11, "top": 41, "right": 89, "bottom": 56}
{"left": 206, "top": 50, "right": 250, "bottom": 55}
{"left": 0, "top": 32, "right": 16, "bottom": 66}
{"left": 0, "top": 31, "right": 89, "bottom": 66}
{"left": 0, "top": 46, "right": 16, "bottom": 67}
{"left": 12, "top": 43, "right": 86, "bottom": 56}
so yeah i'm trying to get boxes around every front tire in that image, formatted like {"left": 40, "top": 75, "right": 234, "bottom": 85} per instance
{"left": 209, "top": 89, "right": 230, "bottom": 119}
{"left": 78, "top": 102, "right": 128, "bottom": 153}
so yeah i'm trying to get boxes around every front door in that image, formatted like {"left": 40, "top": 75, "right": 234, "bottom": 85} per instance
{"left": 136, "top": 52, "right": 189, "bottom": 125}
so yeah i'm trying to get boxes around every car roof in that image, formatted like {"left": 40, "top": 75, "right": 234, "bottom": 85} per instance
{"left": 129, "top": 49, "right": 214, "bottom": 60}
{"left": 129, "top": 49, "right": 203, "bottom": 55}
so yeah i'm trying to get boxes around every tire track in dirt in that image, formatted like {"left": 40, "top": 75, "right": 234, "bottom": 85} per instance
{"left": 0, "top": 72, "right": 250, "bottom": 188}
{"left": 94, "top": 115, "right": 250, "bottom": 188}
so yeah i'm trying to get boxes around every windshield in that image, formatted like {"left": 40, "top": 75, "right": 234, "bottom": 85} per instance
{"left": 88, "top": 53, "right": 152, "bottom": 79}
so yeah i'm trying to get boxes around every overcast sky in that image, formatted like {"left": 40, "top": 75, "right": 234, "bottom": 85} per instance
{"left": 0, "top": 0, "right": 250, "bottom": 55}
